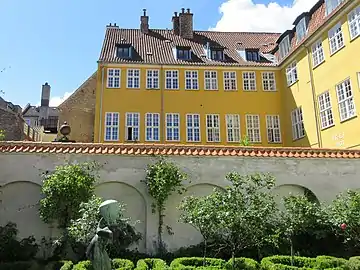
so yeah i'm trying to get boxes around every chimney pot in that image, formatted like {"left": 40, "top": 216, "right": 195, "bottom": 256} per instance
{"left": 172, "top": 11, "right": 180, "bottom": 35}
{"left": 114, "top": 23, "right": 117, "bottom": 26}
{"left": 179, "top": 8, "right": 194, "bottom": 39}
{"left": 143, "top": 9, "right": 147, "bottom": 16}
{"left": 174, "top": 12, "right": 178, "bottom": 17}
{"left": 181, "top": 8, "right": 185, "bottom": 13}
{"left": 140, "top": 9, "right": 149, "bottom": 34}
{"left": 187, "top": 8, "right": 190, "bottom": 13}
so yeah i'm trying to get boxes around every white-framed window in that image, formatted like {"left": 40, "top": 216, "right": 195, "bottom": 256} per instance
{"left": 104, "top": 112, "right": 119, "bottom": 141}
{"left": 125, "top": 113, "right": 140, "bottom": 141}
{"left": 279, "top": 35, "right": 290, "bottom": 60}
{"left": 225, "top": 114, "right": 240, "bottom": 142}
{"left": 328, "top": 22, "right": 344, "bottom": 55}
{"left": 206, "top": 114, "right": 220, "bottom": 142}
{"left": 266, "top": 115, "right": 281, "bottom": 143}
{"left": 166, "top": 113, "right": 180, "bottom": 141}
{"left": 127, "top": 69, "right": 140, "bottom": 88}
{"left": 243, "top": 72, "right": 256, "bottom": 91}
{"left": 318, "top": 91, "right": 334, "bottom": 129}
{"left": 146, "top": 69, "right": 159, "bottom": 89}
{"left": 357, "top": 72, "right": 360, "bottom": 88}
{"left": 246, "top": 115, "right": 261, "bottom": 143}
{"left": 223, "top": 71, "right": 237, "bottom": 91}
{"left": 204, "top": 71, "right": 218, "bottom": 90}
{"left": 325, "top": 0, "right": 345, "bottom": 16}
{"left": 107, "top": 69, "right": 121, "bottom": 88}
{"left": 291, "top": 107, "right": 305, "bottom": 140}
{"left": 145, "top": 113, "right": 160, "bottom": 141}
{"left": 262, "top": 72, "right": 276, "bottom": 91}
{"left": 185, "top": 71, "right": 199, "bottom": 90}
{"left": 286, "top": 62, "right": 298, "bottom": 86}
{"left": 186, "top": 114, "right": 200, "bottom": 142}
{"left": 165, "top": 70, "right": 179, "bottom": 89}
{"left": 296, "top": 17, "right": 307, "bottom": 43}
{"left": 336, "top": 78, "right": 356, "bottom": 121}
{"left": 312, "top": 40, "right": 325, "bottom": 67}
{"left": 348, "top": 6, "right": 360, "bottom": 40}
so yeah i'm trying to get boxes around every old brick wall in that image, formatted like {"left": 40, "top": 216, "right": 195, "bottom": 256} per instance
{"left": 58, "top": 72, "right": 97, "bottom": 142}
{"left": 0, "top": 108, "right": 25, "bottom": 141}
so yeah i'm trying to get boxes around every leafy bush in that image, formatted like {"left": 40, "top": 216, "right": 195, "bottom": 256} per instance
{"left": 170, "top": 257, "right": 226, "bottom": 269}
{"left": 136, "top": 258, "right": 167, "bottom": 270}
{"left": 73, "top": 260, "right": 93, "bottom": 270}
{"left": 58, "top": 260, "right": 74, "bottom": 270}
{"left": 226, "top": 258, "right": 258, "bottom": 270}
{"left": 314, "top": 256, "right": 347, "bottom": 269}
{"left": 112, "top": 258, "right": 135, "bottom": 270}
{"left": 0, "top": 261, "right": 33, "bottom": 270}
{"left": 261, "top": 255, "right": 314, "bottom": 270}
{"left": 345, "top": 257, "right": 360, "bottom": 270}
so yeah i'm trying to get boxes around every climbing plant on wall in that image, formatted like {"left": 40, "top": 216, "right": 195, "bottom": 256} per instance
{"left": 142, "top": 156, "right": 187, "bottom": 255}
{"left": 0, "top": 129, "right": 5, "bottom": 141}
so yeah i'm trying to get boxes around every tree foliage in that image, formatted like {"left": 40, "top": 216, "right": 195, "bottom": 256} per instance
{"left": 0, "top": 129, "right": 5, "bottom": 141}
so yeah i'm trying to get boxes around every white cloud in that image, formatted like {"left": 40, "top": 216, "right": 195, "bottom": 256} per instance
{"left": 49, "top": 92, "right": 73, "bottom": 107}
{"left": 212, "top": 0, "right": 319, "bottom": 32}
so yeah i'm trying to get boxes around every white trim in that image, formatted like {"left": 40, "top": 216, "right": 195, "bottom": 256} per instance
{"left": 125, "top": 112, "right": 140, "bottom": 141}
{"left": 186, "top": 113, "right": 201, "bottom": 142}
{"left": 311, "top": 40, "right": 325, "bottom": 68}
{"left": 184, "top": 70, "right": 199, "bottom": 90}
{"left": 126, "top": 69, "right": 140, "bottom": 89}
{"left": 357, "top": 72, "right": 360, "bottom": 89}
{"left": 225, "top": 114, "right": 240, "bottom": 142}
{"left": 242, "top": 71, "right": 257, "bottom": 91}
{"left": 107, "top": 68, "right": 121, "bottom": 88}
{"left": 348, "top": 5, "right": 360, "bottom": 41}
{"left": 146, "top": 69, "right": 160, "bottom": 89}
{"left": 336, "top": 77, "right": 356, "bottom": 122}
{"left": 291, "top": 107, "right": 305, "bottom": 140}
{"left": 165, "top": 113, "right": 180, "bottom": 142}
{"left": 261, "top": 72, "right": 276, "bottom": 91}
{"left": 266, "top": 115, "right": 282, "bottom": 143}
{"left": 204, "top": 70, "right": 218, "bottom": 90}
{"left": 223, "top": 71, "right": 237, "bottom": 91}
{"left": 165, "top": 70, "right": 179, "bottom": 90}
{"left": 317, "top": 91, "right": 334, "bottom": 129}
{"left": 104, "top": 112, "right": 119, "bottom": 141}
{"left": 328, "top": 22, "right": 345, "bottom": 56}
{"left": 286, "top": 62, "right": 298, "bottom": 86}
{"left": 245, "top": 114, "right": 261, "bottom": 143}
{"left": 205, "top": 114, "right": 221, "bottom": 143}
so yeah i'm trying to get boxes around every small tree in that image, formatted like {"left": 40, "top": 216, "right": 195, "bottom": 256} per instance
{"left": 142, "top": 157, "right": 187, "bottom": 255}
{"left": 0, "top": 129, "right": 5, "bottom": 141}
{"left": 239, "top": 135, "right": 250, "bottom": 146}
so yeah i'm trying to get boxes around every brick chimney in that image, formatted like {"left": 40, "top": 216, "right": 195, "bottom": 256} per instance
{"left": 172, "top": 12, "right": 180, "bottom": 35}
{"left": 179, "top": 8, "right": 193, "bottom": 39}
{"left": 140, "top": 9, "right": 149, "bottom": 34}
{"left": 41, "top": 82, "right": 50, "bottom": 107}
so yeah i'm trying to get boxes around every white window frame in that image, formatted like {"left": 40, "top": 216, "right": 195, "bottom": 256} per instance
{"left": 279, "top": 35, "right": 290, "bottom": 60}
{"left": 186, "top": 114, "right": 201, "bottom": 142}
{"left": 286, "top": 62, "right": 298, "bottom": 86}
{"left": 246, "top": 114, "right": 261, "bottom": 143}
{"left": 107, "top": 68, "right": 121, "bottom": 88}
{"left": 204, "top": 71, "right": 218, "bottom": 90}
{"left": 357, "top": 72, "right": 360, "bottom": 89}
{"left": 126, "top": 69, "right": 140, "bottom": 89}
{"left": 206, "top": 114, "right": 220, "bottom": 143}
{"left": 291, "top": 107, "right": 305, "bottom": 140}
{"left": 166, "top": 113, "right": 180, "bottom": 142}
{"left": 145, "top": 113, "right": 160, "bottom": 142}
{"left": 266, "top": 115, "right": 282, "bottom": 143}
{"left": 185, "top": 70, "right": 199, "bottom": 90}
{"left": 348, "top": 6, "right": 360, "bottom": 40}
{"left": 262, "top": 72, "right": 276, "bottom": 91}
{"left": 312, "top": 40, "right": 325, "bottom": 67}
{"left": 146, "top": 69, "right": 160, "bottom": 89}
{"left": 165, "top": 70, "right": 179, "bottom": 90}
{"left": 125, "top": 112, "right": 140, "bottom": 141}
{"left": 104, "top": 112, "right": 119, "bottom": 141}
{"left": 336, "top": 78, "right": 356, "bottom": 122}
{"left": 328, "top": 22, "right": 344, "bottom": 55}
{"left": 318, "top": 91, "right": 334, "bottom": 129}
{"left": 325, "top": 0, "right": 345, "bottom": 16}
{"left": 223, "top": 71, "right": 237, "bottom": 91}
{"left": 296, "top": 17, "right": 307, "bottom": 43}
{"left": 243, "top": 71, "right": 257, "bottom": 91}
{"left": 225, "top": 114, "right": 240, "bottom": 142}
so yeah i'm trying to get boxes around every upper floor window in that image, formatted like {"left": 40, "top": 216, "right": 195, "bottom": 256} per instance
{"left": 296, "top": 17, "right": 307, "bottom": 43}
{"left": 266, "top": 115, "right": 281, "bottom": 143}
{"left": 328, "top": 23, "right": 344, "bottom": 55}
{"left": 318, "top": 91, "right": 334, "bottom": 129}
{"left": 186, "top": 114, "right": 200, "bottom": 142}
{"left": 185, "top": 71, "right": 199, "bottom": 90}
{"left": 223, "top": 71, "right": 237, "bottom": 91}
{"left": 146, "top": 70, "right": 159, "bottom": 89}
{"left": 177, "top": 47, "right": 191, "bottom": 60}
{"left": 348, "top": 6, "right": 360, "bottom": 40}
{"left": 104, "top": 112, "right": 119, "bottom": 141}
{"left": 336, "top": 78, "right": 356, "bottom": 121}
{"left": 246, "top": 114, "right": 261, "bottom": 143}
{"left": 325, "top": 0, "right": 345, "bottom": 16}
{"left": 291, "top": 107, "right": 305, "bottom": 140}
{"left": 116, "top": 45, "right": 132, "bottom": 59}
{"left": 165, "top": 70, "right": 179, "bottom": 89}
{"left": 243, "top": 72, "right": 256, "bottom": 91}
{"left": 312, "top": 40, "right": 325, "bottom": 67}
{"left": 206, "top": 114, "right": 220, "bottom": 142}
{"left": 166, "top": 113, "right": 180, "bottom": 141}
{"left": 262, "top": 72, "right": 276, "bottom": 91}
{"left": 286, "top": 62, "right": 298, "bottom": 86}
{"left": 225, "top": 114, "right": 240, "bottom": 142}
{"left": 279, "top": 35, "right": 291, "bottom": 60}
{"left": 205, "top": 71, "right": 218, "bottom": 90}
{"left": 125, "top": 112, "right": 140, "bottom": 141}
{"left": 245, "top": 49, "right": 260, "bottom": 62}
{"left": 107, "top": 69, "right": 121, "bottom": 88}
{"left": 127, "top": 69, "right": 140, "bottom": 88}
{"left": 145, "top": 113, "right": 160, "bottom": 141}
{"left": 211, "top": 49, "right": 224, "bottom": 61}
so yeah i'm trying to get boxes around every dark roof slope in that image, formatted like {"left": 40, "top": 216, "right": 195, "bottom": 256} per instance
{"left": 22, "top": 106, "right": 59, "bottom": 117}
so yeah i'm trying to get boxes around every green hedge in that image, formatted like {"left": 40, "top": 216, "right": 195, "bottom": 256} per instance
{"left": 226, "top": 258, "right": 259, "bottom": 270}
{"left": 113, "top": 259, "right": 135, "bottom": 270}
{"left": 136, "top": 258, "right": 167, "bottom": 270}
{"left": 170, "top": 257, "right": 226, "bottom": 269}
{"left": 73, "top": 260, "right": 92, "bottom": 270}
{"left": 345, "top": 257, "right": 360, "bottom": 270}
{"left": 261, "top": 255, "right": 315, "bottom": 270}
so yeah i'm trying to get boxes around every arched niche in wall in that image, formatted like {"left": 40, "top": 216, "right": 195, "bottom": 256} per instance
{"left": 0, "top": 181, "right": 53, "bottom": 241}
{"left": 163, "top": 183, "right": 225, "bottom": 252}
{"left": 95, "top": 181, "right": 147, "bottom": 252}
{"left": 271, "top": 184, "right": 319, "bottom": 208}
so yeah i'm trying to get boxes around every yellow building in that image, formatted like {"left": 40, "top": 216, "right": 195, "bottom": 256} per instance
{"left": 94, "top": 0, "right": 360, "bottom": 149}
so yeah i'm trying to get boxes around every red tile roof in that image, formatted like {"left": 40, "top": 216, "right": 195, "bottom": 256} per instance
{"left": 1, "top": 142, "right": 359, "bottom": 159}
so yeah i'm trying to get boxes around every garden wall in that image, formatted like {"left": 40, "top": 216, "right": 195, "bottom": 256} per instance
{"left": 1, "top": 142, "right": 360, "bottom": 254}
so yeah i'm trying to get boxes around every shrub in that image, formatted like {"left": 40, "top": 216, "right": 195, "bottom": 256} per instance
{"left": 59, "top": 260, "right": 74, "bottom": 270}
{"left": 345, "top": 257, "right": 360, "bottom": 270}
{"left": 136, "top": 258, "right": 168, "bottom": 270}
{"left": 261, "top": 255, "right": 314, "bottom": 270}
{"left": 113, "top": 259, "right": 135, "bottom": 270}
{"left": 226, "top": 258, "right": 259, "bottom": 270}
{"left": 0, "top": 261, "right": 33, "bottom": 270}
{"left": 314, "top": 256, "right": 348, "bottom": 269}
{"left": 170, "top": 257, "right": 226, "bottom": 269}
{"left": 73, "top": 260, "right": 93, "bottom": 270}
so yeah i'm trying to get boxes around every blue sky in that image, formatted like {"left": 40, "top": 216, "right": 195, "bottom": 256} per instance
{"left": 0, "top": 0, "right": 295, "bottom": 107}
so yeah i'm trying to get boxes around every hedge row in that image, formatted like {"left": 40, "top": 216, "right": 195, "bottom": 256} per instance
{"left": 0, "top": 256, "right": 359, "bottom": 270}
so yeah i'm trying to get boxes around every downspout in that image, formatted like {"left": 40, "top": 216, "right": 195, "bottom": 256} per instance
{"left": 303, "top": 44, "right": 322, "bottom": 148}
{"left": 98, "top": 66, "right": 105, "bottom": 142}
{"left": 160, "top": 65, "right": 165, "bottom": 143}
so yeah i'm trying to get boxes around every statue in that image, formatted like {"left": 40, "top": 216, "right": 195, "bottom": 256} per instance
{"left": 86, "top": 199, "right": 120, "bottom": 270}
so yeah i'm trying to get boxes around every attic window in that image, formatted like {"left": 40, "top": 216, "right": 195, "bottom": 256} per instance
{"left": 296, "top": 17, "right": 308, "bottom": 43}
{"left": 211, "top": 49, "right": 224, "bottom": 61}
{"left": 325, "top": 0, "right": 345, "bottom": 16}
{"left": 116, "top": 44, "right": 132, "bottom": 59}
{"left": 177, "top": 46, "right": 191, "bottom": 60}
{"left": 245, "top": 49, "right": 260, "bottom": 62}
{"left": 279, "top": 35, "right": 291, "bottom": 60}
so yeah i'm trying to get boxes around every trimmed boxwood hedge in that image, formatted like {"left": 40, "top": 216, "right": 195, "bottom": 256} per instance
{"left": 226, "top": 258, "right": 259, "bottom": 270}
{"left": 261, "top": 255, "right": 315, "bottom": 270}
{"left": 136, "top": 258, "right": 167, "bottom": 270}
{"left": 73, "top": 260, "right": 93, "bottom": 270}
{"left": 170, "top": 257, "right": 226, "bottom": 269}
{"left": 113, "top": 259, "right": 135, "bottom": 270}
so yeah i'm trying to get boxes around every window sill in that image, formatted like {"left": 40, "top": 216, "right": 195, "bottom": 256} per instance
{"left": 292, "top": 135, "right": 306, "bottom": 142}
{"left": 104, "top": 139, "right": 119, "bottom": 142}
{"left": 330, "top": 44, "right": 345, "bottom": 57}
{"left": 165, "top": 88, "right": 180, "bottom": 91}
{"left": 146, "top": 88, "right": 160, "bottom": 90}
{"left": 340, "top": 114, "right": 357, "bottom": 123}
{"left": 268, "top": 141, "right": 282, "bottom": 144}
{"left": 126, "top": 88, "right": 140, "bottom": 90}
{"left": 224, "top": 89, "right": 238, "bottom": 92}
{"left": 321, "top": 124, "right": 335, "bottom": 131}
{"left": 185, "top": 89, "right": 200, "bottom": 91}
{"left": 287, "top": 79, "right": 299, "bottom": 87}
{"left": 313, "top": 60, "right": 325, "bottom": 70}
{"left": 243, "top": 89, "right": 257, "bottom": 92}
{"left": 166, "top": 140, "right": 180, "bottom": 143}
{"left": 145, "top": 140, "right": 160, "bottom": 142}
{"left": 206, "top": 141, "right": 221, "bottom": 143}
{"left": 263, "top": 89, "right": 277, "bottom": 92}
{"left": 350, "top": 34, "right": 359, "bottom": 43}
{"left": 107, "top": 87, "right": 121, "bottom": 89}
{"left": 186, "top": 141, "right": 201, "bottom": 143}
{"left": 205, "top": 89, "right": 219, "bottom": 91}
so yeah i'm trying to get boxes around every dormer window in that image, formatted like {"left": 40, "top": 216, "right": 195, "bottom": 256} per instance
{"left": 296, "top": 17, "right": 308, "bottom": 43}
{"left": 176, "top": 46, "right": 191, "bottom": 60}
{"left": 279, "top": 35, "right": 291, "bottom": 60}
{"left": 211, "top": 49, "right": 224, "bottom": 61}
{"left": 116, "top": 44, "right": 132, "bottom": 59}
{"left": 325, "top": 0, "right": 345, "bottom": 16}
{"left": 245, "top": 49, "right": 260, "bottom": 62}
